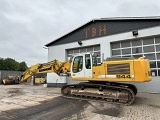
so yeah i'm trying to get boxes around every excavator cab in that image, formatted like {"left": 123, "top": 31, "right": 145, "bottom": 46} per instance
{"left": 71, "top": 53, "right": 95, "bottom": 80}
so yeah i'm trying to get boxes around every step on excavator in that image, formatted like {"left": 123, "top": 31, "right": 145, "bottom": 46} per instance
{"left": 3, "top": 53, "right": 152, "bottom": 105}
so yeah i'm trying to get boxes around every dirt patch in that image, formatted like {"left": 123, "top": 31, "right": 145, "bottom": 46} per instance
{"left": 5, "top": 88, "right": 24, "bottom": 98}
{"left": 0, "top": 96, "right": 88, "bottom": 120}
{"left": 94, "top": 107, "right": 120, "bottom": 117}
{"left": 7, "top": 89, "right": 21, "bottom": 93}
{"left": 148, "top": 104, "right": 160, "bottom": 109}
{"left": 133, "top": 96, "right": 148, "bottom": 105}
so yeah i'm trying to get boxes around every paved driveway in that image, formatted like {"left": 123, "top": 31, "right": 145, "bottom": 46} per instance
{"left": 0, "top": 84, "right": 160, "bottom": 120}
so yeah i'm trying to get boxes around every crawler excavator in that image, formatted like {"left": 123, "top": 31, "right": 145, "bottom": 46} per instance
{"left": 3, "top": 53, "right": 152, "bottom": 105}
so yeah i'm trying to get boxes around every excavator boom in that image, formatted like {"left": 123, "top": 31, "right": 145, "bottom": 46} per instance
{"left": 3, "top": 60, "right": 71, "bottom": 84}
{"left": 20, "top": 60, "right": 71, "bottom": 83}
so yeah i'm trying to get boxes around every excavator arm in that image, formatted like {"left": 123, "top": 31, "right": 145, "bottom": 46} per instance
{"left": 20, "top": 60, "right": 71, "bottom": 83}
{"left": 3, "top": 60, "right": 71, "bottom": 84}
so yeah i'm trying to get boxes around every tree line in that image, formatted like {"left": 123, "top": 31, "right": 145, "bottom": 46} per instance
{"left": 0, "top": 57, "right": 28, "bottom": 71}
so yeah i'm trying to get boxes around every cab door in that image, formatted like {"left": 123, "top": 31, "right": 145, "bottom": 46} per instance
{"left": 71, "top": 55, "right": 85, "bottom": 78}
{"left": 84, "top": 54, "right": 92, "bottom": 78}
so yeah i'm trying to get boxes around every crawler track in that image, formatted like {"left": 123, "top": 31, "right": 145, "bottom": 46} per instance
{"left": 61, "top": 82, "right": 136, "bottom": 105}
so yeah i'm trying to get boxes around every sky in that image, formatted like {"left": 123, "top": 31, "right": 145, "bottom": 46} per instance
{"left": 0, "top": 0, "right": 160, "bottom": 66}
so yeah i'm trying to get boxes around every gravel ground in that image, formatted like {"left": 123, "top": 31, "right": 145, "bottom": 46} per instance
{"left": 0, "top": 84, "right": 160, "bottom": 120}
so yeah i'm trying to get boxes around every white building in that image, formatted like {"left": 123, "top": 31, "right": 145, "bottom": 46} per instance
{"left": 45, "top": 17, "right": 160, "bottom": 93}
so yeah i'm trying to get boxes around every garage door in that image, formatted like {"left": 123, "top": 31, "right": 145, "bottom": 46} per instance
{"left": 67, "top": 45, "right": 101, "bottom": 64}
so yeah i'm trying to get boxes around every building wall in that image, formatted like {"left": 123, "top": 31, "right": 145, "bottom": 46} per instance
{"left": 47, "top": 26, "right": 160, "bottom": 93}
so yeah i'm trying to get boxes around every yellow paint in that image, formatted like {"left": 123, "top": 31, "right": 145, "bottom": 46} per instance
{"left": 35, "top": 78, "right": 46, "bottom": 84}
{"left": 20, "top": 60, "right": 71, "bottom": 83}
{"left": 72, "top": 58, "right": 151, "bottom": 83}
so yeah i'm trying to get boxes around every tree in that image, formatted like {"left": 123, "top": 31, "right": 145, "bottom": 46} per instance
{"left": 19, "top": 61, "right": 28, "bottom": 71}
{"left": 0, "top": 58, "right": 5, "bottom": 70}
{"left": 3, "top": 58, "right": 19, "bottom": 71}
{"left": 0, "top": 57, "right": 28, "bottom": 71}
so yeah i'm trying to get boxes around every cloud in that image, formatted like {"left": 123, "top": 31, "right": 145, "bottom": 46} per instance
{"left": 117, "top": 1, "right": 160, "bottom": 16}
{"left": 0, "top": 0, "right": 160, "bottom": 66}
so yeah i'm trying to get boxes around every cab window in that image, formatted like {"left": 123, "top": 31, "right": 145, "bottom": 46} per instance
{"left": 72, "top": 56, "right": 83, "bottom": 73}
{"left": 92, "top": 56, "right": 98, "bottom": 66}
{"left": 85, "top": 54, "right": 91, "bottom": 69}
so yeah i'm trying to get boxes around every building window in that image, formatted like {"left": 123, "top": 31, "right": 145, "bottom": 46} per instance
{"left": 94, "top": 51, "right": 101, "bottom": 57}
{"left": 156, "top": 53, "right": 160, "bottom": 59}
{"left": 111, "top": 42, "right": 120, "bottom": 49}
{"left": 155, "top": 37, "right": 160, "bottom": 44}
{"left": 87, "top": 46, "right": 93, "bottom": 52}
{"left": 112, "top": 49, "right": 121, "bottom": 55}
{"left": 121, "top": 41, "right": 130, "bottom": 48}
{"left": 74, "top": 49, "right": 79, "bottom": 54}
{"left": 143, "top": 46, "right": 155, "bottom": 53}
{"left": 144, "top": 53, "right": 156, "bottom": 60}
{"left": 122, "top": 48, "right": 131, "bottom": 55}
{"left": 156, "top": 45, "right": 160, "bottom": 52}
{"left": 158, "top": 70, "right": 160, "bottom": 76}
{"left": 151, "top": 69, "right": 157, "bottom": 76}
{"left": 132, "top": 54, "right": 143, "bottom": 59}
{"left": 143, "top": 38, "right": 154, "bottom": 45}
{"left": 94, "top": 45, "right": 100, "bottom": 51}
{"left": 80, "top": 48, "right": 86, "bottom": 53}
{"left": 150, "top": 61, "right": 156, "bottom": 68}
{"left": 132, "top": 39, "right": 142, "bottom": 46}
{"left": 157, "top": 61, "right": 160, "bottom": 68}
{"left": 132, "top": 47, "right": 142, "bottom": 54}
{"left": 67, "top": 50, "right": 73, "bottom": 54}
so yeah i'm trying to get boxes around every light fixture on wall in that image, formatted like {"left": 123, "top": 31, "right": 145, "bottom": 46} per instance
{"left": 132, "top": 30, "right": 138, "bottom": 36}
{"left": 78, "top": 41, "right": 82, "bottom": 45}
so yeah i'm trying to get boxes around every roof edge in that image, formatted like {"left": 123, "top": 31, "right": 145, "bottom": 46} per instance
{"left": 45, "top": 16, "right": 160, "bottom": 47}
{"left": 45, "top": 19, "right": 93, "bottom": 47}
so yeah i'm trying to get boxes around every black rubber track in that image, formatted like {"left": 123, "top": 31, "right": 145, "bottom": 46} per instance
{"left": 61, "top": 82, "right": 135, "bottom": 105}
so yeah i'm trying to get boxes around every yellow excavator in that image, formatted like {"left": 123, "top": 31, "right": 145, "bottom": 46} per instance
{"left": 3, "top": 53, "right": 152, "bottom": 105}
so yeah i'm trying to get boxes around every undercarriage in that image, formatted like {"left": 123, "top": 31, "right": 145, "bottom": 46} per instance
{"left": 61, "top": 82, "right": 137, "bottom": 105}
